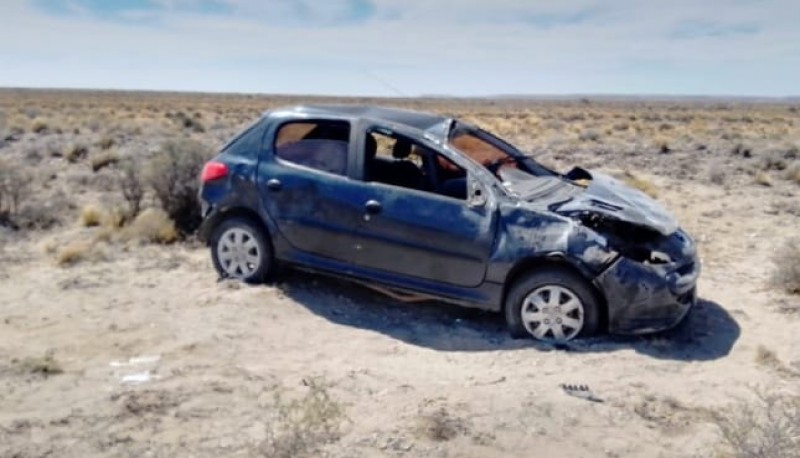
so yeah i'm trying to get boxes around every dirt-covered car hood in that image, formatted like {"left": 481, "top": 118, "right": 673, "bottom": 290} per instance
{"left": 555, "top": 168, "right": 678, "bottom": 236}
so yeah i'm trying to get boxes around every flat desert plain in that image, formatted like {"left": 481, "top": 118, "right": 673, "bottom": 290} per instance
{"left": 1, "top": 90, "right": 799, "bottom": 457}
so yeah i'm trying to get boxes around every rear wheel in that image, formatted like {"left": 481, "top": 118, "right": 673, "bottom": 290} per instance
{"left": 505, "top": 268, "right": 600, "bottom": 343}
{"left": 210, "top": 217, "right": 274, "bottom": 283}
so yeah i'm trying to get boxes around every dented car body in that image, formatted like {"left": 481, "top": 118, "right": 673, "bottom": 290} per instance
{"left": 199, "top": 105, "right": 699, "bottom": 342}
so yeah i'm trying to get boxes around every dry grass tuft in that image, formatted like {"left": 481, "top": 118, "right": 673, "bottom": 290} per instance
{"left": 260, "top": 377, "right": 347, "bottom": 458}
{"left": 97, "top": 135, "right": 115, "bottom": 150}
{"left": 19, "top": 351, "right": 63, "bottom": 376}
{"left": 120, "top": 208, "right": 178, "bottom": 244}
{"left": 785, "top": 161, "right": 800, "bottom": 184}
{"left": 712, "top": 389, "right": 800, "bottom": 458}
{"left": 90, "top": 150, "right": 119, "bottom": 172}
{"left": 773, "top": 238, "right": 800, "bottom": 295}
{"left": 754, "top": 171, "right": 772, "bottom": 187}
{"left": 79, "top": 205, "right": 104, "bottom": 227}
{"left": 414, "top": 401, "right": 469, "bottom": 442}
{"left": 622, "top": 171, "right": 658, "bottom": 198}
{"left": 65, "top": 143, "right": 89, "bottom": 163}
{"left": 31, "top": 118, "right": 48, "bottom": 134}
{"left": 56, "top": 240, "right": 105, "bottom": 266}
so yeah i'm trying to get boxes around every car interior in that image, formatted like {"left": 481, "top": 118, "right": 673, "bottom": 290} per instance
{"left": 365, "top": 130, "right": 468, "bottom": 199}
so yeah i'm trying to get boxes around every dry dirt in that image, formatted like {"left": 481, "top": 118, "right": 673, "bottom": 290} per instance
{"left": 1, "top": 90, "right": 799, "bottom": 457}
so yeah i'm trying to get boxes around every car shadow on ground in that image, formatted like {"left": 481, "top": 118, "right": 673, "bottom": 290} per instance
{"left": 277, "top": 270, "right": 740, "bottom": 362}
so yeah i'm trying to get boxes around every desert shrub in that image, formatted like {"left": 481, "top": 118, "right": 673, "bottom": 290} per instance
{"left": 97, "top": 135, "right": 115, "bottom": 150}
{"left": 118, "top": 158, "right": 145, "bottom": 219}
{"left": 65, "top": 143, "right": 89, "bottom": 163}
{"left": 147, "top": 139, "right": 211, "bottom": 234}
{"left": 578, "top": 129, "right": 601, "bottom": 142}
{"left": 774, "top": 238, "right": 800, "bottom": 295}
{"left": 166, "top": 111, "right": 205, "bottom": 133}
{"left": 31, "top": 118, "right": 48, "bottom": 134}
{"left": 90, "top": 150, "right": 119, "bottom": 172}
{"left": 712, "top": 390, "right": 800, "bottom": 458}
{"left": 119, "top": 208, "right": 178, "bottom": 244}
{"left": 261, "top": 377, "right": 347, "bottom": 458}
{"left": 0, "top": 159, "right": 32, "bottom": 225}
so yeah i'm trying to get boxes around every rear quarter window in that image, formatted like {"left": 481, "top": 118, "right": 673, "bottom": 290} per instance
{"left": 273, "top": 120, "right": 350, "bottom": 176}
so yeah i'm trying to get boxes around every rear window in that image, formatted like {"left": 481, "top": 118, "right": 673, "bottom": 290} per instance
{"left": 274, "top": 120, "right": 350, "bottom": 176}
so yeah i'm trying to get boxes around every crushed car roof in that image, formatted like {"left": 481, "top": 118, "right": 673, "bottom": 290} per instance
{"left": 274, "top": 105, "right": 448, "bottom": 132}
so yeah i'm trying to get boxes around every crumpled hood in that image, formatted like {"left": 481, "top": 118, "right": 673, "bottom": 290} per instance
{"left": 555, "top": 168, "right": 678, "bottom": 236}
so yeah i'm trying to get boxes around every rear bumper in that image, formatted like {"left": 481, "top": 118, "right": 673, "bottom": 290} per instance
{"left": 597, "top": 255, "right": 700, "bottom": 335}
{"left": 196, "top": 202, "right": 218, "bottom": 243}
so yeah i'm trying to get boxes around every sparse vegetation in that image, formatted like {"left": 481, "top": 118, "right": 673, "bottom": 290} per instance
{"left": 786, "top": 161, "right": 800, "bottom": 183}
{"left": 773, "top": 238, "right": 800, "bottom": 295}
{"left": 18, "top": 351, "right": 63, "bottom": 376}
{"left": 56, "top": 240, "right": 105, "bottom": 266}
{"left": 754, "top": 171, "right": 772, "bottom": 187}
{"left": 621, "top": 171, "right": 658, "bottom": 198}
{"left": 0, "top": 159, "right": 32, "bottom": 225}
{"left": 65, "top": 143, "right": 89, "bottom": 163}
{"left": 90, "top": 150, "right": 119, "bottom": 172}
{"left": 260, "top": 377, "right": 347, "bottom": 458}
{"left": 712, "top": 390, "right": 800, "bottom": 458}
{"left": 414, "top": 401, "right": 469, "bottom": 442}
{"left": 119, "top": 208, "right": 178, "bottom": 244}
{"left": 79, "top": 205, "right": 104, "bottom": 227}
{"left": 147, "top": 138, "right": 211, "bottom": 234}
{"left": 31, "top": 118, "right": 48, "bottom": 134}
{"left": 118, "top": 157, "right": 145, "bottom": 219}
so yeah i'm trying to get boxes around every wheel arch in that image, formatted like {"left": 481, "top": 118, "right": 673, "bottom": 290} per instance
{"left": 501, "top": 255, "right": 609, "bottom": 331}
{"left": 202, "top": 206, "right": 271, "bottom": 245}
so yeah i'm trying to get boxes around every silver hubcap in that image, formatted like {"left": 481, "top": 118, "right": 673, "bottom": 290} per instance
{"left": 217, "top": 228, "right": 261, "bottom": 279}
{"left": 521, "top": 285, "right": 584, "bottom": 342}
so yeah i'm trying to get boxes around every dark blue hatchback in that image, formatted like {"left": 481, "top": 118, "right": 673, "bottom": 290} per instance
{"left": 198, "top": 105, "right": 699, "bottom": 343}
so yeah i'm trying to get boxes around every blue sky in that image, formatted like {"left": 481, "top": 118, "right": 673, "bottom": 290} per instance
{"left": 0, "top": 0, "right": 798, "bottom": 97}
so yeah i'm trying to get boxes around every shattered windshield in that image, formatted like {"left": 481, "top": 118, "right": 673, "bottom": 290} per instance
{"left": 446, "top": 122, "right": 557, "bottom": 189}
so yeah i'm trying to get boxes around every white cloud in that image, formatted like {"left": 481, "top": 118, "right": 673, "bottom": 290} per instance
{"left": 0, "top": 0, "right": 797, "bottom": 95}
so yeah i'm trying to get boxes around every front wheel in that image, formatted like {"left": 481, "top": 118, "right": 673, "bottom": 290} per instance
{"left": 210, "top": 217, "right": 274, "bottom": 283}
{"left": 505, "top": 269, "right": 600, "bottom": 343}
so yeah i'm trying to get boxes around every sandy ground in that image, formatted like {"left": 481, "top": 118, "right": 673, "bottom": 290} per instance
{"left": 1, "top": 165, "right": 799, "bottom": 457}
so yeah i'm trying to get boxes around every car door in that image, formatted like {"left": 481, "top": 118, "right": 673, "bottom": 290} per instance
{"left": 350, "top": 180, "right": 497, "bottom": 288}
{"left": 257, "top": 117, "right": 364, "bottom": 262}
{"left": 350, "top": 127, "right": 498, "bottom": 288}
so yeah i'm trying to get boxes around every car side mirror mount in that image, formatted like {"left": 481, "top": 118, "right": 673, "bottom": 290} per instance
{"left": 467, "top": 176, "right": 487, "bottom": 208}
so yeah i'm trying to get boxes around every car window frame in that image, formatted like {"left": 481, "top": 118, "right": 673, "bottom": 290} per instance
{"left": 266, "top": 115, "right": 359, "bottom": 179}
{"left": 355, "top": 121, "right": 488, "bottom": 206}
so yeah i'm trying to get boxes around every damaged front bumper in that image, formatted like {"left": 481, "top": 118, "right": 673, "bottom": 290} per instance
{"left": 596, "top": 246, "right": 700, "bottom": 335}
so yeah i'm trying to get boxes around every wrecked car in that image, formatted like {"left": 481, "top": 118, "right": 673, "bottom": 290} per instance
{"left": 198, "top": 105, "right": 699, "bottom": 343}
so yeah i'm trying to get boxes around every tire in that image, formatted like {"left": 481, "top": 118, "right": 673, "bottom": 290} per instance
{"left": 505, "top": 268, "right": 600, "bottom": 343}
{"left": 210, "top": 217, "right": 274, "bottom": 284}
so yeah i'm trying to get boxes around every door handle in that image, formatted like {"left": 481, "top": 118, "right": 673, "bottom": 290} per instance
{"left": 266, "top": 179, "right": 282, "bottom": 191}
{"left": 364, "top": 200, "right": 382, "bottom": 214}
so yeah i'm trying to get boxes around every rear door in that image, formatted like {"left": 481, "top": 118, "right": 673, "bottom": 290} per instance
{"left": 257, "top": 117, "right": 364, "bottom": 262}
